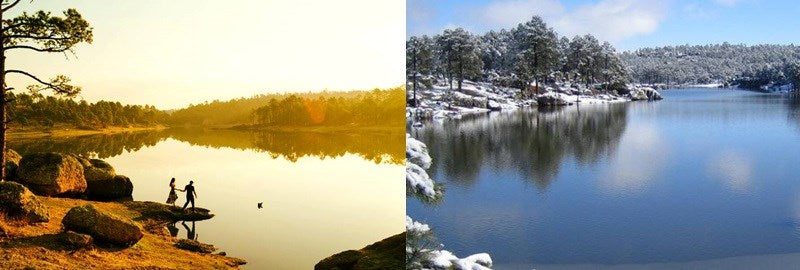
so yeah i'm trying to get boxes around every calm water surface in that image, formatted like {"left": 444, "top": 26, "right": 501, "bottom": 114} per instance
{"left": 408, "top": 89, "right": 800, "bottom": 269}
{"left": 10, "top": 129, "right": 405, "bottom": 270}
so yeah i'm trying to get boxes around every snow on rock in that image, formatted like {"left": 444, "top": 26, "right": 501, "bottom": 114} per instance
{"left": 408, "top": 78, "right": 665, "bottom": 119}
{"left": 628, "top": 86, "right": 663, "bottom": 101}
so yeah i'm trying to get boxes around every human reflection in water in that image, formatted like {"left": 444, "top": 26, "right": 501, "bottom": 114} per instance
{"left": 167, "top": 222, "right": 179, "bottom": 237}
{"left": 181, "top": 221, "right": 197, "bottom": 240}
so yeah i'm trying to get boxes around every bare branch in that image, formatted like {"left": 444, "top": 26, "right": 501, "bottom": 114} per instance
{"left": 1, "top": 0, "right": 22, "bottom": 13}
{"left": 4, "top": 34, "right": 72, "bottom": 41}
{"left": 4, "top": 45, "right": 71, "bottom": 53}
{"left": 4, "top": 70, "right": 80, "bottom": 96}
{"left": 5, "top": 69, "right": 49, "bottom": 86}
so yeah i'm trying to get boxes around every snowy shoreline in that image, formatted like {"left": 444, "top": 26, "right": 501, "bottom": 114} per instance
{"left": 407, "top": 80, "right": 663, "bottom": 121}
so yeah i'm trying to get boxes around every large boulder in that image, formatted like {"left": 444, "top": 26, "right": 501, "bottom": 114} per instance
{"left": 0, "top": 181, "right": 49, "bottom": 223}
{"left": 642, "top": 87, "right": 664, "bottom": 100}
{"left": 18, "top": 153, "right": 87, "bottom": 196}
{"left": 628, "top": 87, "right": 663, "bottom": 101}
{"left": 315, "top": 232, "right": 405, "bottom": 270}
{"left": 83, "top": 159, "right": 116, "bottom": 182}
{"left": 4, "top": 149, "right": 22, "bottom": 181}
{"left": 62, "top": 204, "right": 143, "bottom": 246}
{"left": 536, "top": 94, "right": 568, "bottom": 107}
{"left": 628, "top": 88, "right": 648, "bottom": 100}
{"left": 87, "top": 175, "right": 133, "bottom": 200}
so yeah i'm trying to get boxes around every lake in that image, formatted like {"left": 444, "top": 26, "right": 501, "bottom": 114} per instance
{"left": 407, "top": 89, "right": 800, "bottom": 269}
{"left": 9, "top": 129, "right": 405, "bottom": 269}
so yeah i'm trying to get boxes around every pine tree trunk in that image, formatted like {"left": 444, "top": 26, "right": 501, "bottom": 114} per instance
{"left": 412, "top": 56, "right": 418, "bottom": 108}
{"left": 1, "top": 9, "right": 6, "bottom": 182}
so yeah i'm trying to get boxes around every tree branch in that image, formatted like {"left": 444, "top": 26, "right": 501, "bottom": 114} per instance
{"left": 4, "top": 34, "right": 72, "bottom": 41}
{"left": 4, "top": 45, "right": 70, "bottom": 53}
{"left": 1, "top": 0, "right": 22, "bottom": 13}
{"left": 5, "top": 70, "right": 80, "bottom": 96}
{"left": 5, "top": 69, "right": 49, "bottom": 86}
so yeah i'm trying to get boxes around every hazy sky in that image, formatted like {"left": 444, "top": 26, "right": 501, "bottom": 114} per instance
{"left": 407, "top": 0, "right": 800, "bottom": 51}
{"left": 6, "top": 0, "right": 405, "bottom": 109}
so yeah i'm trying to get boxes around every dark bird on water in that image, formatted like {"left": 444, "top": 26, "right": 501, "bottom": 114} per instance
{"left": 257, "top": 202, "right": 263, "bottom": 209}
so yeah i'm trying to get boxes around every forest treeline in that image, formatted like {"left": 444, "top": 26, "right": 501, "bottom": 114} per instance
{"left": 251, "top": 87, "right": 404, "bottom": 127}
{"left": 621, "top": 43, "right": 800, "bottom": 88}
{"left": 407, "top": 16, "right": 629, "bottom": 95}
{"left": 7, "top": 87, "right": 405, "bottom": 130}
{"left": 8, "top": 92, "right": 169, "bottom": 129}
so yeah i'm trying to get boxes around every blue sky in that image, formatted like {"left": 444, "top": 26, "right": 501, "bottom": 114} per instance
{"left": 407, "top": 0, "right": 800, "bottom": 51}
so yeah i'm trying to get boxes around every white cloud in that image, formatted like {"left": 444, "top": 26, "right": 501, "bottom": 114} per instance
{"left": 479, "top": 0, "right": 564, "bottom": 28}
{"left": 478, "top": 0, "right": 667, "bottom": 42}
{"left": 554, "top": 0, "right": 667, "bottom": 41}
{"left": 713, "top": 0, "right": 742, "bottom": 6}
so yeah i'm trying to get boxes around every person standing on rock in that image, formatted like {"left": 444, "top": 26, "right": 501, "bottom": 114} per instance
{"left": 167, "top": 178, "right": 183, "bottom": 206}
{"left": 182, "top": 180, "right": 198, "bottom": 210}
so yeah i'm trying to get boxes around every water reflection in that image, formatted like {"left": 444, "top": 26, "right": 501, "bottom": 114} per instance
{"left": 789, "top": 94, "right": 800, "bottom": 130}
{"left": 706, "top": 150, "right": 754, "bottom": 192}
{"left": 407, "top": 90, "right": 800, "bottom": 267}
{"left": 181, "top": 221, "right": 198, "bottom": 241}
{"left": 410, "top": 104, "right": 628, "bottom": 190}
{"left": 9, "top": 131, "right": 168, "bottom": 159}
{"left": 9, "top": 128, "right": 404, "bottom": 164}
{"left": 600, "top": 122, "right": 669, "bottom": 193}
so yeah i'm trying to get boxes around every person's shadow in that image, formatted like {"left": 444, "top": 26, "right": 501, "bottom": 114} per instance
{"left": 181, "top": 221, "right": 197, "bottom": 241}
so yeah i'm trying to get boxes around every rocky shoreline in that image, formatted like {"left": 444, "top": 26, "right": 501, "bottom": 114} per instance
{"left": 0, "top": 149, "right": 244, "bottom": 269}
{"left": 315, "top": 232, "right": 405, "bottom": 270}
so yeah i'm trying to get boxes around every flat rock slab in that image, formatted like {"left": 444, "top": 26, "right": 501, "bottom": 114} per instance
{"left": 224, "top": 256, "right": 248, "bottom": 266}
{"left": 124, "top": 201, "right": 214, "bottom": 222}
{"left": 60, "top": 231, "right": 93, "bottom": 248}
{"left": 175, "top": 239, "right": 216, "bottom": 253}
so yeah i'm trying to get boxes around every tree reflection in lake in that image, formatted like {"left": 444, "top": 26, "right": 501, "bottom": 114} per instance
{"left": 9, "top": 129, "right": 404, "bottom": 164}
{"left": 9, "top": 131, "right": 170, "bottom": 158}
{"left": 410, "top": 104, "right": 628, "bottom": 190}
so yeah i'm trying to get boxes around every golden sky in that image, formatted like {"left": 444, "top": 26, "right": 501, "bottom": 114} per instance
{"left": 5, "top": 0, "right": 405, "bottom": 109}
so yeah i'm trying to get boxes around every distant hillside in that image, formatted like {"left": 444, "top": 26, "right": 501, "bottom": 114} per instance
{"left": 621, "top": 43, "right": 800, "bottom": 86}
